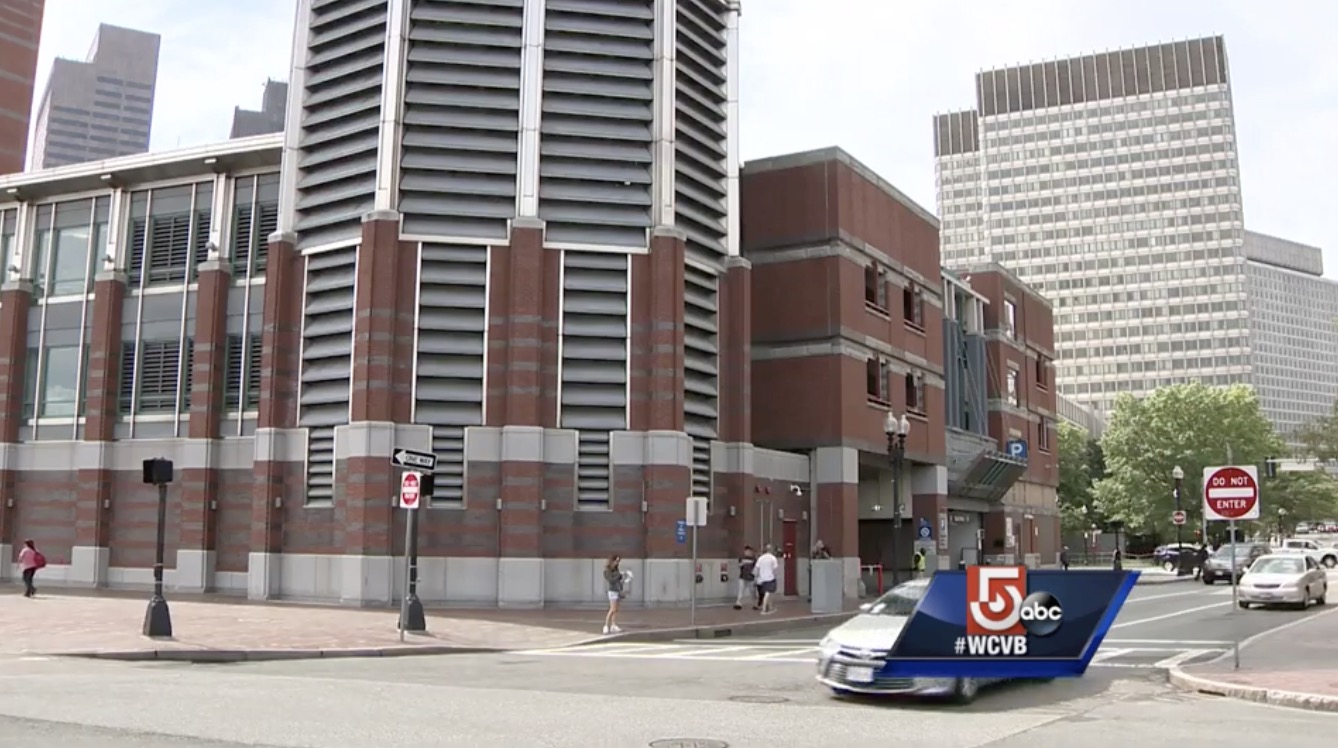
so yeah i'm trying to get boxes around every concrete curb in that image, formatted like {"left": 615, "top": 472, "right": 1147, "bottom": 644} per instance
{"left": 594, "top": 610, "right": 859, "bottom": 645}
{"left": 55, "top": 644, "right": 507, "bottom": 663}
{"left": 1167, "top": 667, "right": 1338, "bottom": 713}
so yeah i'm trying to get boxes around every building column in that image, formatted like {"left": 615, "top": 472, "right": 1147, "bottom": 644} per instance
{"left": 178, "top": 259, "right": 231, "bottom": 592}
{"left": 248, "top": 232, "right": 303, "bottom": 599}
{"left": 910, "top": 465, "right": 949, "bottom": 570}
{"left": 485, "top": 218, "right": 559, "bottom": 428}
{"left": 0, "top": 280, "right": 34, "bottom": 577}
{"left": 718, "top": 256, "right": 751, "bottom": 444}
{"left": 814, "top": 446, "right": 859, "bottom": 598}
{"left": 629, "top": 227, "right": 686, "bottom": 432}
{"left": 983, "top": 507, "right": 1019, "bottom": 566}
{"left": 71, "top": 271, "right": 127, "bottom": 587}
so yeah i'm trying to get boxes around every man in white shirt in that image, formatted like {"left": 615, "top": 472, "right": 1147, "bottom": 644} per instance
{"left": 753, "top": 544, "right": 780, "bottom": 614}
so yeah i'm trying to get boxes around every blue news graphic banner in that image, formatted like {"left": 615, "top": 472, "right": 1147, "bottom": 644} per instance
{"left": 885, "top": 568, "right": 1137, "bottom": 679}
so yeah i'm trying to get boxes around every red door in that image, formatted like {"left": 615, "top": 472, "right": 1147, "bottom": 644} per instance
{"left": 782, "top": 519, "right": 798, "bottom": 596}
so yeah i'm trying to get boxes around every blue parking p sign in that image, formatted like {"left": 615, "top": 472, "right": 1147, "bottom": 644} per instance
{"left": 1007, "top": 439, "right": 1028, "bottom": 461}
{"left": 675, "top": 520, "right": 687, "bottom": 544}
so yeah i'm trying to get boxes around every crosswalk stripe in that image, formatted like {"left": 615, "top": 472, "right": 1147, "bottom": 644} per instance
{"left": 1089, "top": 648, "right": 1131, "bottom": 662}
{"left": 738, "top": 647, "right": 818, "bottom": 660}
{"left": 1152, "top": 649, "right": 1219, "bottom": 668}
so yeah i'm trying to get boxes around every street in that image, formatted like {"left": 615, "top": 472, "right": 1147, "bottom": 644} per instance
{"left": 0, "top": 577, "right": 1334, "bottom": 747}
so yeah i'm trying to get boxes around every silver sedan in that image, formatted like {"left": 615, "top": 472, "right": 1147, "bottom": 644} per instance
{"left": 1237, "top": 554, "right": 1329, "bottom": 610}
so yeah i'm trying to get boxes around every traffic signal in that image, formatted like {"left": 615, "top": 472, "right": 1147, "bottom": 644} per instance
{"left": 1264, "top": 457, "right": 1277, "bottom": 478}
{"left": 419, "top": 472, "right": 435, "bottom": 499}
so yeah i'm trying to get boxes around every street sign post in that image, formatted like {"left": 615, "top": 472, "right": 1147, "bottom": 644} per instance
{"left": 685, "top": 497, "right": 708, "bottom": 626}
{"left": 399, "top": 471, "right": 422, "bottom": 510}
{"left": 397, "top": 470, "right": 429, "bottom": 640}
{"left": 1204, "top": 461, "right": 1260, "bottom": 671}
{"left": 675, "top": 520, "right": 687, "bottom": 544}
{"left": 1172, "top": 510, "right": 1187, "bottom": 526}
{"left": 392, "top": 448, "right": 437, "bottom": 472}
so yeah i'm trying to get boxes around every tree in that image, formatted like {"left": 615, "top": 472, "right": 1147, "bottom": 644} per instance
{"left": 1297, "top": 399, "right": 1338, "bottom": 462}
{"left": 1259, "top": 471, "right": 1338, "bottom": 529}
{"left": 1092, "top": 382, "right": 1283, "bottom": 536}
{"left": 1057, "top": 421, "right": 1100, "bottom": 535}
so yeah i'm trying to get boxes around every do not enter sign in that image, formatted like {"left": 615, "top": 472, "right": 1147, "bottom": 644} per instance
{"left": 1202, "top": 465, "right": 1260, "bottom": 521}
{"left": 399, "top": 471, "right": 422, "bottom": 510}
{"left": 1171, "top": 510, "right": 1187, "bottom": 526}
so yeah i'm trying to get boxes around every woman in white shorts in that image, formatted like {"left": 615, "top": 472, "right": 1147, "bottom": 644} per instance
{"left": 603, "top": 555, "right": 625, "bottom": 634}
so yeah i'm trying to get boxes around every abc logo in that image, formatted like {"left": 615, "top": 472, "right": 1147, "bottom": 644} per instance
{"left": 1018, "top": 591, "right": 1064, "bottom": 636}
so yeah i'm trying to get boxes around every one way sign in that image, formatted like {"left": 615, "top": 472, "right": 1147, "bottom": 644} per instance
{"left": 392, "top": 448, "right": 437, "bottom": 471}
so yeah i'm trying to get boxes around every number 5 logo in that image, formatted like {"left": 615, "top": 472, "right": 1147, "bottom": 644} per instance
{"left": 966, "top": 566, "right": 1027, "bottom": 636}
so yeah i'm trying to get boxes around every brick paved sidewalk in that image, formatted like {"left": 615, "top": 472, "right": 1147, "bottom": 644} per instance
{"left": 0, "top": 591, "right": 851, "bottom": 661}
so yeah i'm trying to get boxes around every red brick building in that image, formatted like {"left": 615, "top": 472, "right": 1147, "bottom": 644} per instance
{"left": 0, "top": 0, "right": 43, "bottom": 175}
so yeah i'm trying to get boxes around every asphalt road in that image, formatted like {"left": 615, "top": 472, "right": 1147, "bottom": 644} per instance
{"left": 0, "top": 574, "right": 1333, "bottom": 746}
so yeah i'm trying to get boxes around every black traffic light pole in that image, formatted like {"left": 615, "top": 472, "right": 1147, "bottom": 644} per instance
{"left": 142, "top": 458, "right": 174, "bottom": 638}
{"left": 398, "top": 471, "right": 432, "bottom": 638}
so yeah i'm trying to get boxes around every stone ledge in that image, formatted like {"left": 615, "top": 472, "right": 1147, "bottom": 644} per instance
{"left": 1168, "top": 666, "right": 1338, "bottom": 713}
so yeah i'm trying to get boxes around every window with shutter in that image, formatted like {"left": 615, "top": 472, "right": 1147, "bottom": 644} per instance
{"left": 231, "top": 204, "right": 253, "bottom": 275}
{"left": 224, "top": 334, "right": 245, "bottom": 410}
{"left": 179, "top": 338, "right": 195, "bottom": 410}
{"left": 246, "top": 333, "right": 262, "bottom": 410}
{"left": 190, "top": 209, "right": 211, "bottom": 275}
{"left": 128, "top": 219, "right": 147, "bottom": 286}
{"left": 146, "top": 215, "right": 191, "bottom": 284}
{"left": 254, "top": 203, "right": 277, "bottom": 273}
{"left": 136, "top": 340, "right": 182, "bottom": 413}
{"left": 118, "top": 341, "right": 137, "bottom": 415}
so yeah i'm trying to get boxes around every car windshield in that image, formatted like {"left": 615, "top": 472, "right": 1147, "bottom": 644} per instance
{"left": 1251, "top": 557, "right": 1304, "bottom": 575}
{"left": 864, "top": 580, "right": 928, "bottom": 616}
{"left": 1212, "top": 545, "right": 1252, "bottom": 558}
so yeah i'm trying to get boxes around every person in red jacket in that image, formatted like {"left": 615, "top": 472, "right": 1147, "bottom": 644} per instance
{"left": 17, "top": 539, "right": 43, "bottom": 598}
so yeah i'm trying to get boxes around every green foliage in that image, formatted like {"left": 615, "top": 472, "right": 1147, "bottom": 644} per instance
{"left": 1297, "top": 400, "right": 1338, "bottom": 462}
{"left": 1093, "top": 383, "right": 1283, "bottom": 535}
{"left": 1057, "top": 421, "right": 1100, "bottom": 535}
{"left": 1263, "top": 471, "right": 1338, "bottom": 528}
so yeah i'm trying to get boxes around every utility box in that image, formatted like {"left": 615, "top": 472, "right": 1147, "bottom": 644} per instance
{"left": 810, "top": 559, "right": 844, "bottom": 614}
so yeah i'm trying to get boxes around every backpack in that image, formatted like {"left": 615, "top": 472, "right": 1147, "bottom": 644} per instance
{"left": 32, "top": 551, "right": 46, "bottom": 569}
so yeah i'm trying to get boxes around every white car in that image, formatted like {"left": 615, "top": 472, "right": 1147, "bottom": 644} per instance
{"left": 815, "top": 578, "right": 1005, "bottom": 704}
{"left": 1277, "top": 539, "right": 1338, "bottom": 568}
{"left": 1237, "top": 554, "right": 1329, "bottom": 610}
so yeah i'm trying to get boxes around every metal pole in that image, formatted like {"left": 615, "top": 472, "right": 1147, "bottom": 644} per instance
{"left": 690, "top": 523, "right": 698, "bottom": 626}
{"left": 399, "top": 511, "right": 411, "bottom": 642}
{"left": 1230, "top": 518, "right": 1240, "bottom": 670}
{"left": 1174, "top": 477, "right": 1185, "bottom": 575}
{"left": 142, "top": 481, "right": 173, "bottom": 638}
{"left": 401, "top": 507, "right": 426, "bottom": 633}
{"left": 891, "top": 453, "right": 901, "bottom": 587}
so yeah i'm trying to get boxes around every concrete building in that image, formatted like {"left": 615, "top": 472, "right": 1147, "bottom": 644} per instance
{"left": 229, "top": 80, "right": 287, "bottom": 139}
{"left": 0, "top": 0, "right": 44, "bottom": 175}
{"left": 1242, "top": 231, "right": 1338, "bottom": 446}
{"left": 934, "top": 36, "right": 1249, "bottom": 416}
{"left": 30, "top": 23, "right": 160, "bottom": 170}
{"left": 741, "top": 148, "right": 1059, "bottom": 576}
{"left": 1057, "top": 393, "right": 1105, "bottom": 438}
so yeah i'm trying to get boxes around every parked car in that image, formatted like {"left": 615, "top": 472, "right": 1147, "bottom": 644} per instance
{"left": 1275, "top": 539, "right": 1338, "bottom": 568}
{"left": 1201, "top": 542, "right": 1272, "bottom": 584}
{"left": 816, "top": 579, "right": 1014, "bottom": 704}
{"left": 1152, "top": 543, "right": 1199, "bottom": 572}
{"left": 1237, "top": 554, "right": 1328, "bottom": 610}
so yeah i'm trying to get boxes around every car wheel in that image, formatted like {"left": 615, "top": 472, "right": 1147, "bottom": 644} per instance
{"left": 1203, "top": 577, "right": 1215, "bottom": 585}
{"left": 830, "top": 688, "right": 852, "bottom": 698}
{"left": 952, "top": 678, "right": 980, "bottom": 705}
{"left": 1317, "top": 586, "right": 1328, "bottom": 605}
{"left": 1324, "top": 557, "right": 1337, "bottom": 569}
{"left": 1163, "top": 561, "right": 1176, "bottom": 572}
{"left": 1238, "top": 601, "right": 1250, "bottom": 610}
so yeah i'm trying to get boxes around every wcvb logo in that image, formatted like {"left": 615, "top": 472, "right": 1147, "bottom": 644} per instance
{"left": 965, "top": 566, "right": 1064, "bottom": 637}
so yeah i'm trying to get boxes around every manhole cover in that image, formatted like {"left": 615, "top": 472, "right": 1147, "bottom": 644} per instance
{"left": 649, "top": 741, "right": 728, "bottom": 748}
{"left": 728, "top": 694, "right": 790, "bottom": 704}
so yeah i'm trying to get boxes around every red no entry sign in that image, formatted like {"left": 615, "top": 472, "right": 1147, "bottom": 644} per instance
{"left": 399, "top": 471, "right": 421, "bottom": 510}
{"left": 1201, "top": 465, "right": 1260, "bottom": 521}
{"left": 1171, "top": 510, "right": 1187, "bottom": 526}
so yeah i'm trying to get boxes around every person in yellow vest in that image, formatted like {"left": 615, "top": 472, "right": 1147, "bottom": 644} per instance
{"left": 912, "top": 548, "right": 927, "bottom": 578}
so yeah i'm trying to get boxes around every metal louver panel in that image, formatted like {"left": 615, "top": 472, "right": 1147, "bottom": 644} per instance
{"left": 539, "top": 0, "right": 654, "bottom": 247}
{"left": 683, "top": 263, "right": 718, "bottom": 500}
{"left": 674, "top": 0, "right": 727, "bottom": 263}
{"left": 295, "top": 0, "right": 388, "bottom": 248}
{"left": 118, "top": 341, "right": 136, "bottom": 415}
{"left": 560, "top": 251, "right": 628, "bottom": 507}
{"left": 300, "top": 247, "right": 357, "bottom": 503}
{"left": 399, "top": 0, "right": 523, "bottom": 239}
{"left": 414, "top": 243, "right": 487, "bottom": 505}
{"left": 225, "top": 333, "right": 265, "bottom": 411}
{"left": 232, "top": 174, "right": 280, "bottom": 275}
{"left": 136, "top": 340, "right": 184, "bottom": 414}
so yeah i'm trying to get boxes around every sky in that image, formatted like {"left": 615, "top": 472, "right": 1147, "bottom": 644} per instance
{"left": 34, "top": 0, "right": 1338, "bottom": 271}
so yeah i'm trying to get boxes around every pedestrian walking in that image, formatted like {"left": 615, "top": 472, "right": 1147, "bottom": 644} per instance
{"left": 734, "top": 545, "right": 757, "bottom": 610}
{"left": 811, "top": 540, "right": 831, "bottom": 559}
{"left": 602, "top": 554, "right": 625, "bottom": 634}
{"left": 754, "top": 544, "right": 779, "bottom": 615}
{"left": 1112, "top": 548, "right": 1123, "bottom": 572}
{"left": 1059, "top": 546, "right": 1070, "bottom": 571}
{"left": 912, "top": 548, "right": 927, "bottom": 578}
{"left": 17, "top": 539, "right": 44, "bottom": 598}
{"left": 1194, "top": 542, "right": 1208, "bottom": 580}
